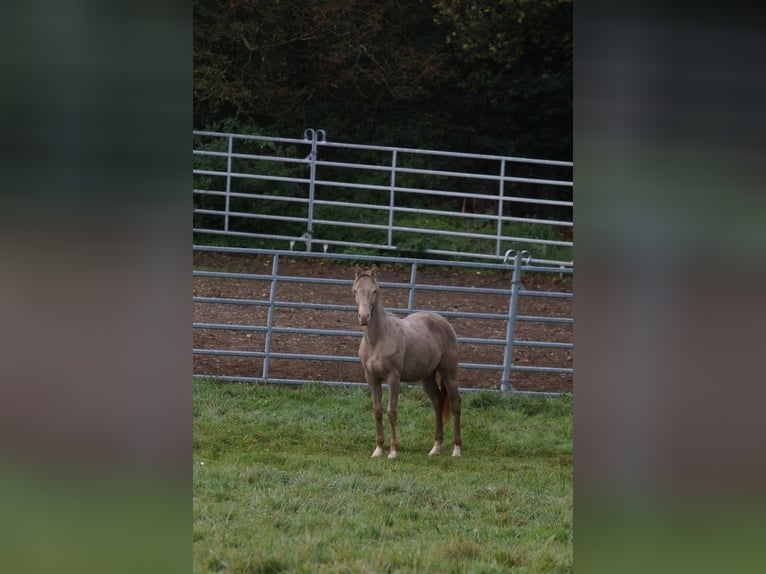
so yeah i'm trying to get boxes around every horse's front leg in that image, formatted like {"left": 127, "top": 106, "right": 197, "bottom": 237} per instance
{"left": 365, "top": 372, "right": 384, "bottom": 458}
{"left": 386, "top": 372, "right": 401, "bottom": 459}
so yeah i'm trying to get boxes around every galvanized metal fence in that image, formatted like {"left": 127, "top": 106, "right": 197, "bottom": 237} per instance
{"left": 193, "top": 129, "right": 573, "bottom": 268}
{"left": 193, "top": 246, "right": 573, "bottom": 395}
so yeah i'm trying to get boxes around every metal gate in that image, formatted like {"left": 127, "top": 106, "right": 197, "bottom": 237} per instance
{"left": 193, "top": 246, "right": 572, "bottom": 396}
{"left": 193, "top": 129, "right": 573, "bottom": 268}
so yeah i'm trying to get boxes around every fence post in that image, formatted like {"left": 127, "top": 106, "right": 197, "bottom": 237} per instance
{"left": 388, "top": 149, "right": 398, "bottom": 248}
{"left": 496, "top": 158, "right": 506, "bottom": 256}
{"left": 303, "top": 129, "right": 327, "bottom": 252}
{"left": 500, "top": 249, "right": 530, "bottom": 392}
{"left": 225, "top": 134, "right": 233, "bottom": 232}
{"left": 262, "top": 254, "right": 280, "bottom": 380}
{"left": 407, "top": 261, "right": 418, "bottom": 312}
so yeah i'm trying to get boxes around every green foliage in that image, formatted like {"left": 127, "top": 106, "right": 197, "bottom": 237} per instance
{"left": 193, "top": 0, "right": 571, "bottom": 159}
{"left": 391, "top": 212, "right": 572, "bottom": 262}
{"left": 432, "top": 0, "right": 572, "bottom": 157}
{"left": 193, "top": 381, "right": 572, "bottom": 573}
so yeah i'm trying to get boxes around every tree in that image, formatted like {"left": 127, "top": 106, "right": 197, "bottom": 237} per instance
{"left": 432, "top": 0, "right": 572, "bottom": 158}
{"left": 193, "top": 0, "right": 572, "bottom": 158}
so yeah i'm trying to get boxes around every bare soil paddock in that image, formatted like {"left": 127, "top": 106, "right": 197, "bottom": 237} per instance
{"left": 193, "top": 252, "right": 572, "bottom": 393}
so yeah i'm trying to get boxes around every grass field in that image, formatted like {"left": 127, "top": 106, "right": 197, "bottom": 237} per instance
{"left": 193, "top": 381, "right": 572, "bottom": 573}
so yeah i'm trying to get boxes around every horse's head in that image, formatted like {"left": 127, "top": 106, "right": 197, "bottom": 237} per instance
{"left": 353, "top": 265, "right": 379, "bottom": 326}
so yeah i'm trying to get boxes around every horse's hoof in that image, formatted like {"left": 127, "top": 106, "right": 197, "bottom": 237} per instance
{"left": 371, "top": 447, "right": 383, "bottom": 458}
{"left": 387, "top": 450, "right": 397, "bottom": 459}
{"left": 428, "top": 446, "right": 441, "bottom": 456}
{"left": 452, "top": 446, "right": 462, "bottom": 457}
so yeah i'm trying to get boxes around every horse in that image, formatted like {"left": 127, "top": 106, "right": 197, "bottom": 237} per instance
{"left": 352, "top": 265, "right": 462, "bottom": 458}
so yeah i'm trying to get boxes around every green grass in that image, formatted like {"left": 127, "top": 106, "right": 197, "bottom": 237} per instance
{"left": 193, "top": 381, "right": 572, "bottom": 573}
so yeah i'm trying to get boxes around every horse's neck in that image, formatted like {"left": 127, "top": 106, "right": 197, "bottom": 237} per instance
{"left": 364, "top": 296, "right": 393, "bottom": 346}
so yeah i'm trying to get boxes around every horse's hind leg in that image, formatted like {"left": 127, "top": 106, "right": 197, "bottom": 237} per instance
{"left": 441, "top": 370, "right": 462, "bottom": 457}
{"left": 421, "top": 372, "right": 445, "bottom": 456}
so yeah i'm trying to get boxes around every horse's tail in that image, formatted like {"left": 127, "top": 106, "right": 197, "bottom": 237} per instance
{"left": 437, "top": 372, "right": 451, "bottom": 422}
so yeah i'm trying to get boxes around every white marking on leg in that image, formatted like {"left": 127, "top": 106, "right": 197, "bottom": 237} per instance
{"left": 452, "top": 445, "right": 462, "bottom": 457}
{"left": 372, "top": 446, "right": 383, "bottom": 458}
{"left": 387, "top": 450, "right": 397, "bottom": 459}
{"left": 428, "top": 442, "right": 441, "bottom": 456}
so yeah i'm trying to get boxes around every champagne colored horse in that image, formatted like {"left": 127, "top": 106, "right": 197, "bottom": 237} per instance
{"left": 353, "top": 265, "right": 462, "bottom": 458}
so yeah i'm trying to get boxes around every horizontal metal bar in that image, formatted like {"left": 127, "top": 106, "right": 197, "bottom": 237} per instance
{"left": 193, "top": 348, "right": 361, "bottom": 362}
{"left": 193, "top": 322, "right": 361, "bottom": 338}
{"left": 411, "top": 247, "right": 573, "bottom": 268}
{"left": 194, "top": 209, "right": 309, "bottom": 224}
{"left": 392, "top": 225, "right": 572, "bottom": 247}
{"left": 193, "top": 296, "right": 510, "bottom": 321}
{"left": 518, "top": 290, "right": 573, "bottom": 299}
{"left": 390, "top": 204, "right": 573, "bottom": 227}
{"left": 309, "top": 219, "right": 573, "bottom": 248}
{"left": 192, "top": 230, "right": 402, "bottom": 254}
{"left": 194, "top": 169, "right": 310, "bottom": 186}
{"left": 518, "top": 263, "right": 573, "bottom": 273}
{"left": 193, "top": 245, "right": 510, "bottom": 270}
{"left": 509, "top": 365, "right": 573, "bottom": 374}
{"left": 193, "top": 130, "right": 310, "bottom": 146}
{"left": 312, "top": 159, "right": 394, "bottom": 174}
{"left": 457, "top": 337, "right": 506, "bottom": 345}
{"left": 312, "top": 218, "right": 391, "bottom": 232}
{"left": 459, "top": 362, "right": 504, "bottom": 371}
{"left": 194, "top": 189, "right": 311, "bottom": 205}
{"left": 193, "top": 374, "right": 565, "bottom": 396}
{"left": 389, "top": 164, "right": 573, "bottom": 187}
{"left": 312, "top": 245, "right": 563, "bottom": 271}
{"left": 194, "top": 271, "right": 423, "bottom": 291}
{"left": 313, "top": 159, "right": 572, "bottom": 187}
{"left": 516, "top": 315, "right": 574, "bottom": 324}
{"left": 194, "top": 150, "right": 309, "bottom": 166}
{"left": 195, "top": 269, "right": 517, "bottom": 296}
{"left": 463, "top": 338, "right": 570, "bottom": 351}
{"left": 192, "top": 297, "right": 570, "bottom": 325}
{"left": 513, "top": 340, "right": 573, "bottom": 349}
{"left": 193, "top": 324, "right": 572, "bottom": 356}
{"left": 193, "top": 228, "right": 308, "bottom": 242}
{"left": 192, "top": 322, "right": 571, "bottom": 351}
{"left": 192, "top": 349, "right": 506, "bottom": 372}
{"left": 312, "top": 198, "right": 391, "bottom": 212}
{"left": 194, "top": 374, "right": 369, "bottom": 388}
{"left": 500, "top": 388, "right": 567, "bottom": 397}
{"left": 196, "top": 270, "right": 326, "bottom": 289}
{"left": 192, "top": 355, "right": 501, "bottom": 374}
{"left": 193, "top": 296, "right": 356, "bottom": 312}
{"left": 192, "top": 244, "right": 574, "bottom": 273}
{"left": 315, "top": 138, "right": 573, "bottom": 167}
{"left": 311, "top": 178, "right": 573, "bottom": 207}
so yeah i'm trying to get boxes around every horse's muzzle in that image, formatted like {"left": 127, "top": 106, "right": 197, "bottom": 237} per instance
{"left": 358, "top": 313, "right": 370, "bottom": 326}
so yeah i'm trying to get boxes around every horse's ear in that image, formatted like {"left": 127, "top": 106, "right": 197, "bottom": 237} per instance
{"left": 370, "top": 264, "right": 377, "bottom": 277}
{"left": 354, "top": 264, "right": 362, "bottom": 278}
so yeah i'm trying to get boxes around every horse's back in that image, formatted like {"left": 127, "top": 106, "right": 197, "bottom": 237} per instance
{"left": 404, "top": 311, "right": 457, "bottom": 345}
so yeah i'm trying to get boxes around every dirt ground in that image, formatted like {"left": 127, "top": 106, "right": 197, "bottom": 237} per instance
{"left": 193, "top": 252, "right": 572, "bottom": 393}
